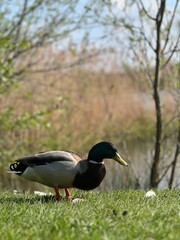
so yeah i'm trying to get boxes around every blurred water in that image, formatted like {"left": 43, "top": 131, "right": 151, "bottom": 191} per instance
{"left": 99, "top": 140, "right": 179, "bottom": 190}
{"left": 1, "top": 140, "right": 179, "bottom": 192}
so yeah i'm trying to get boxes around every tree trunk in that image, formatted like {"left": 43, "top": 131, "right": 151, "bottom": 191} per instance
{"left": 150, "top": 0, "right": 166, "bottom": 187}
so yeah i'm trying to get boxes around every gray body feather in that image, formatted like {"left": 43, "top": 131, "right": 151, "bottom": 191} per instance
{"left": 10, "top": 150, "right": 87, "bottom": 188}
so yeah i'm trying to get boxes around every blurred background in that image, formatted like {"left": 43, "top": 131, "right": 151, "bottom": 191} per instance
{"left": 0, "top": 0, "right": 179, "bottom": 192}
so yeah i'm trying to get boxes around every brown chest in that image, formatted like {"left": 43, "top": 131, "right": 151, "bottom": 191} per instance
{"left": 73, "top": 164, "right": 106, "bottom": 190}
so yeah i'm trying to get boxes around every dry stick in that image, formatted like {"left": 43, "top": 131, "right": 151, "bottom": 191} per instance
{"left": 168, "top": 123, "right": 180, "bottom": 188}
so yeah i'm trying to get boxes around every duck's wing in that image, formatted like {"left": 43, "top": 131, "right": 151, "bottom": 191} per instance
{"left": 9, "top": 150, "right": 85, "bottom": 173}
{"left": 16, "top": 150, "right": 84, "bottom": 167}
{"left": 64, "top": 150, "right": 85, "bottom": 163}
{"left": 9, "top": 150, "right": 86, "bottom": 187}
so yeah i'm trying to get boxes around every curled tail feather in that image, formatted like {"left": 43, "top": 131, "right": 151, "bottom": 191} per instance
{"left": 10, "top": 162, "right": 20, "bottom": 171}
{"left": 9, "top": 161, "right": 27, "bottom": 175}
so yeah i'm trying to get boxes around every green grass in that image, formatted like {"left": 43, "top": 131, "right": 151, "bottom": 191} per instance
{"left": 0, "top": 190, "right": 179, "bottom": 240}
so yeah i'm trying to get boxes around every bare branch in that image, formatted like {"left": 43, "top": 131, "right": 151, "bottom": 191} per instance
{"left": 18, "top": 50, "right": 102, "bottom": 74}
{"left": 169, "top": 122, "right": 180, "bottom": 188}
{"left": 163, "top": 114, "right": 180, "bottom": 130}
{"left": 131, "top": 45, "right": 153, "bottom": 84}
{"left": 14, "top": 0, "right": 28, "bottom": 42}
{"left": 174, "top": 181, "right": 180, "bottom": 188}
{"left": 157, "top": 161, "right": 172, "bottom": 184}
{"left": 162, "top": 0, "right": 179, "bottom": 53}
{"left": 161, "top": 33, "right": 180, "bottom": 69}
{"left": 138, "top": 0, "right": 156, "bottom": 21}
{"left": 122, "top": 19, "right": 156, "bottom": 53}
{"left": 140, "top": 29, "right": 156, "bottom": 52}
{"left": 136, "top": 1, "right": 156, "bottom": 52}
{"left": 7, "top": 0, "right": 44, "bottom": 37}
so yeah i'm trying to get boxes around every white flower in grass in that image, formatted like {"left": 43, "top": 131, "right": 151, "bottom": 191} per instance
{"left": 34, "top": 191, "right": 47, "bottom": 196}
{"left": 145, "top": 190, "right": 156, "bottom": 198}
{"left": 72, "top": 198, "right": 85, "bottom": 203}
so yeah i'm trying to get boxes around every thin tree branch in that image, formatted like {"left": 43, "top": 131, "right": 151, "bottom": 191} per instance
{"left": 14, "top": 0, "right": 28, "bottom": 43}
{"left": 169, "top": 123, "right": 180, "bottom": 188}
{"left": 163, "top": 114, "right": 180, "bottom": 130}
{"left": 157, "top": 161, "right": 172, "bottom": 184}
{"left": 138, "top": 0, "right": 156, "bottom": 21}
{"left": 161, "top": 33, "right": 180, "bottom": 69}
{"left": 137, "top": 1, "right": 156, "bottom": 52}
{"left": 174, "top": 182, "right": 180, "bottom": 188}
{"left": 17, "top": 50, "right": 102, "bottom": 74}
{"left": 7, "top": 0, "right": 44, "bottom": 37}
{"left": 139, "top": 28, "right": 156, "bottom": 53}
{"left": 162, "top": 0, "right": 179, "bottom": 53}
{"left": 131, "top": 44, "right": 153, "bottom": 84}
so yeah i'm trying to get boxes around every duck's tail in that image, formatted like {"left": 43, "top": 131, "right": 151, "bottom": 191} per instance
{"left": 8, "top": 162, "right": 24, "bottom": 175}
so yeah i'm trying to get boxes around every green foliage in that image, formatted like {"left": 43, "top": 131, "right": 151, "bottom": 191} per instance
{"left": 0, "top": 0, "right": 80, "bottom": 170}
{"left": 0, "top": 190, "right": 179, "bottom": 240}
{"left": 127, "top": 117, "right": 155, "bottom": 142}
{"left": 0, "top": 103, "right": 53, "bottom": 174}
{"left": 0, "top": 37, "right": 15, "bottom": 91}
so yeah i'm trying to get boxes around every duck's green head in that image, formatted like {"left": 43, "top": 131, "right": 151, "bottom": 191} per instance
{"left": 87, "top": 142, "right": 128, "bottom": 166}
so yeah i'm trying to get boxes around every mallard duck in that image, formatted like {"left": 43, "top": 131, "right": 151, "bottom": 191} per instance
{"left": 9, "top": 142, "right": 128, "bottom": 200}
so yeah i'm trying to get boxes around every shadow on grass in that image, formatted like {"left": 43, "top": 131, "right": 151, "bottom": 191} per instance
{"left": 0, "top": 191, "right": 85, "bottom": 204}
{"left": 0, "top": 194, "right": 67, "bottom": 204}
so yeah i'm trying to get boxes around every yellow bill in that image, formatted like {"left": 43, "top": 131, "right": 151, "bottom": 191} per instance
{"left": 113, "top": 152, "right": 128, "bottom": 166}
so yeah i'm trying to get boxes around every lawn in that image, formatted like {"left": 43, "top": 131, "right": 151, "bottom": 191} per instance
{"left": 0, "top": 190, "right": 179, "bottom": 240}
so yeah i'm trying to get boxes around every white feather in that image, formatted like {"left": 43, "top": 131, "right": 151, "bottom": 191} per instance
{"left": 7, "top": 171, "right": 22, "bottom": 174}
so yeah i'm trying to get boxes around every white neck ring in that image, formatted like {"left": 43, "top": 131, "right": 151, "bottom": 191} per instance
{"left": 89, "top": 160, "right": 104, "bottom": 165}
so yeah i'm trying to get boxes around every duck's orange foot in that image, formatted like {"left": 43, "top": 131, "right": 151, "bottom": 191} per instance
{"left": 54, "top": 187, "right": 80, "bottom": 201}
{"left": 54, "top": 187, "right": 63, "bottom": 201}
{"left": 65, "top": 189, "right": 74, "bottom": 200}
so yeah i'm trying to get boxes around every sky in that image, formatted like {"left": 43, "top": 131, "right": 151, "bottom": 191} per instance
{"left": 111, "top": 0, "right": 178, "bottom": 10}
{"left": 2, "top": 0, "right": 179, "bottom": 65}
{"left": 77, "top": 0, "right": 180, "bottom": 47}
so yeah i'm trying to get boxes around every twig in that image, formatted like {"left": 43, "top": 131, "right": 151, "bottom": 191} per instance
{"left": 161, "top": 33, "right": 180, "bottom": 69}
{"left": 138, "top": 0, "right": 156, "bottom": 21}
{"left": 162, "top": 0, "right": 179, "bottom": 53}
{"left": 169, "top": 122, "right": 180, "bottom": 188}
